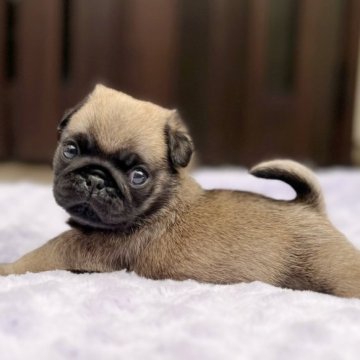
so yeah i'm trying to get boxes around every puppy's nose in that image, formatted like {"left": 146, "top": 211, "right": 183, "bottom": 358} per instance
{"left": 85, "top": 168, "right": 107, "bottom": 191}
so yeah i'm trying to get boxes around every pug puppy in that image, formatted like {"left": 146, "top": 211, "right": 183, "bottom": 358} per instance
{"left": 1, "top": 84, "right": 359, "bottom": 298}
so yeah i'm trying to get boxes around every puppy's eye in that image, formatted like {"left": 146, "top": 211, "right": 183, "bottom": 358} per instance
{"left": 63, "top": 143, "right": 79, "bottom": 159}
{"left": 129, "top": 168, "right": 148, "bottom": 187}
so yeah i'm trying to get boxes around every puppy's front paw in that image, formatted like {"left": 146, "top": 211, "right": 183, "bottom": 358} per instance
{"left": 0, "top": 264, "right": 13, "bottom": 276}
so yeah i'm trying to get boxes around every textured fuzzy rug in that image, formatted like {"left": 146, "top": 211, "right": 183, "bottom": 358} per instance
{"left": 0, "top": 168, "right": 360, "bottom": 360}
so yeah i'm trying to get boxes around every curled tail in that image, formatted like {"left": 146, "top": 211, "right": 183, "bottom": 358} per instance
{"left": 250, "top": 159, "right": 325, "bottom": 213}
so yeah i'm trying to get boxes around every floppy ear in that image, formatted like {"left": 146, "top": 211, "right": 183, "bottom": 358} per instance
{"left": 57, "top": 108, "right": 73, "bottom": 139}
{"left": 57, "top": 97, "right": 88, "bottom": 140}
{"left": 166, "top": 111, "right": 194, "bottom": 169}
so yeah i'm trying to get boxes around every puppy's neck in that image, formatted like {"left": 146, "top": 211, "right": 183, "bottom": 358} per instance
{"left": 146, "top": 174, "right": 203, "bottom": 227}
{"left": 92, "top": 175, "right": 203, "bottom": 271}
{"left": 176, "top": 173, "right": 203, "bottom": 202}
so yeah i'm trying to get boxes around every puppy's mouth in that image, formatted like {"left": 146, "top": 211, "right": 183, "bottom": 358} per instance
{"left": 67, "top": 201, "right": 129, "bottom": 230}
{"left": 54, "top": 163, "right": 132, "bottom": 229}
{"left": 68, "top": 203, "right": 102, "bottom": 224}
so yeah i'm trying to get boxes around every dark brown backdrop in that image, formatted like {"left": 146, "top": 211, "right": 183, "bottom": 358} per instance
{"left": 0, "top": 0, "right": 359, "bottom": 166}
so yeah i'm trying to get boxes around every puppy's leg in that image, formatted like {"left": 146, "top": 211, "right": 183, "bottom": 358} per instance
{"left": 0, "top": 229, "right": 119, "bottom": 275}
{"left": 311, "top": 229, "right": 360, "bottom": 298}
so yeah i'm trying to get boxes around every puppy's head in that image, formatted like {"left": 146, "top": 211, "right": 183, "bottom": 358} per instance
{"left": 53, "top": 84, "right": 193, "bottom": 230}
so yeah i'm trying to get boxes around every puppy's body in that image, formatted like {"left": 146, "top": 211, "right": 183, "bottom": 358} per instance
{"left": 1, "top": 85, "right": 359, "bottom": 298}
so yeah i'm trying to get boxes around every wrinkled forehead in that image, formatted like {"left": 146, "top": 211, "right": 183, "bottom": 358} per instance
{"left": 66, "top": 86, "right": 172, "bottom": 164}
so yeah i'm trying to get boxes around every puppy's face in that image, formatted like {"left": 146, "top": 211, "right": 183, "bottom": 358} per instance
{"left": 53, "top": 85, "right": 193, "bottom": 230}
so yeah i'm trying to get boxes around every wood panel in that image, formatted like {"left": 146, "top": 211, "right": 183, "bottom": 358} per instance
{"left": 201, "top": 0, "right": 357, "bottom": 166}
{"left": 65, "top": 0, "right": 179, "bottom": 109}
{"left": 0, "top": 2, "right": 7, "bottom": 158}
{"left": 242, "top": 0, "right": 272, "bottom": 164}
{"left": 63, "top": 0, "right": 128, "bottom": 105}
{"left": 13, "top": 0, "right": 62, "bottom": 162}
{"left": 118, "top": 0, "right": 179, "bottom": 106}
{"left": 205, "top": 0, "right": 249, "bottom": 164}
{"left": 294, "top": 0, "right": 346, "bottom": 165}
{"left": 177, "top": 0, "right": 211, "bottom": 161}
{"left": 0, "top": 0, "right": 358, "bottom": 166}
{"left": 259, "top": 0, "right": 298, "bottom": 160}
{"left": 200, "top": 0, "right": 298, "bottom": 165}
{"left": 331, "top": 0, "right": 360, "bottom": 164}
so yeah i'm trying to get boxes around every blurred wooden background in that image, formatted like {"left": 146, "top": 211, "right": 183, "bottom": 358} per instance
{"left": 0, "top": 0, "right": 359, "bottom": 166}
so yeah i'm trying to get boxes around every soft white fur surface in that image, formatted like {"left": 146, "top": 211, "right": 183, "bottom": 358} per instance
{"left": 0, "top": 168, "right": 360, "bottom": 360}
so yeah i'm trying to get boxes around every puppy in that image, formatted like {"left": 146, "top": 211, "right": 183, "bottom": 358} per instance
{"left": 1, "top": 84, "right": 359, "bottom": 298}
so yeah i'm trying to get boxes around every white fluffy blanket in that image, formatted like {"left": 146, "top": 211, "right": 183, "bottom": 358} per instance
{"left": 0, "top": 168, "right": 360, "bottom": 360}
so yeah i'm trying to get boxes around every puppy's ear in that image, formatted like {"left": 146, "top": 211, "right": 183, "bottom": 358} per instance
{"left": 57, "top": 97, "right": 88, "bottom": 140}
{"left": 166, "top": 111, "right": 194, "bottom": 169}
{"left": 57, "top": 109, "right": 73, "bottom": 140}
